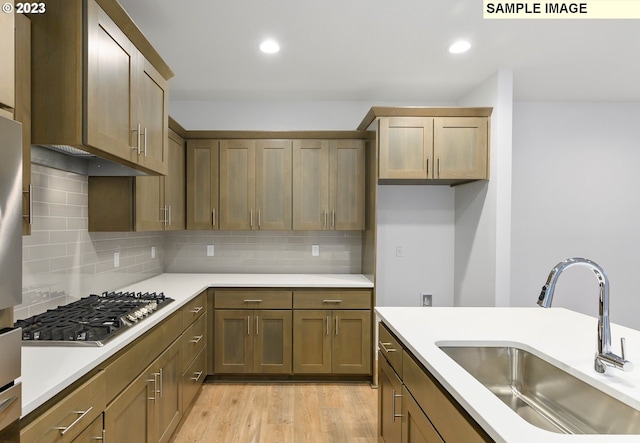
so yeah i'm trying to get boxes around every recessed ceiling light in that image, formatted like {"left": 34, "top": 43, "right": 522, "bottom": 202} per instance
{"left": 260, "top": 39, "right": 280, "bottom": 54}
{"left": 449, "top": 40, "right": 471, "bottom": 54}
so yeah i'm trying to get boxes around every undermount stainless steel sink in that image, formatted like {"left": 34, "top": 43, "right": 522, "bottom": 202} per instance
{"left": 439, "top": 345, "right": 640, "bottom": 434}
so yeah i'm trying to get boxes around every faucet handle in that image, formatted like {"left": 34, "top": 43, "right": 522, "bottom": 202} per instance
{"left": 621, "top": 337, "right": 627, "bottom": 360}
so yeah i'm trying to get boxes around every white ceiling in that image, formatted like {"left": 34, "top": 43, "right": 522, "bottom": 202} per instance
{"left": 117, "top": 0, "right": 640, "bottom": 103}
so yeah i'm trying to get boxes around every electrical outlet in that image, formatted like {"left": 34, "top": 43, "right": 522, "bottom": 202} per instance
{"left": 207, "top": 245, "right": 214, "bottom": 257}
{"left": 421, "top": 293, "right": 432, "bottom": 307}
{"left": 151, "top": 246, "right": 156, "bottom": 259}
{"left": 312, "top": 244, "right": 320, "bottom": 256}
{"left": 395, "top": 246, "right": 404, "bottom": 257}
{"left": 114, "top": 251, "right": 120, "bottom": 268}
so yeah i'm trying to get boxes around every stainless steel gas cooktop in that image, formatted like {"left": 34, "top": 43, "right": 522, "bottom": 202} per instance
{"left": 15, "top": 291, "right": 174, "bottom": 346}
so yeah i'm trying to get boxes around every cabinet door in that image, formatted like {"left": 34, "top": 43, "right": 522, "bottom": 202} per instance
{"left": 292, "top": 310, "right": 331, "bottom": 374}
{"left": 214, "top": 310, "right": 253, "bottom": 373}
{"left": 105, "top": 367, "right": 155, "bottom": 443}
{"left": 165, "top": 132, "right": 186, "bottom": 230}
{"left": 135, "top": 176, "right": 164, "bottom": 231}
{"left": 401, "top": 386, "right": 444, "bottom": 443}
{"left": 434, "top": 117, "right": 488, "bottom": 180}
{"left": 254, "top": 310, "right": 292, "bottom": 374}
{"left": 379, "top": 117, "right": 433, "bottom": 179}
{"left": 330, "top": 140, "right": 365, "bottom": 230}
{"left": 331, "top": 310, "right": 371, "bottom": 374}
{"left": 0, "top": 0, "right": 14, "bottom": 112}
{"left": 156, "top": 342, "right": 182, "bottom": 443}
{"left": 72, "top": 415, "right": 104, "bottom": 443}
{"left": 292, "top": 140, "right": 329, "bottom": 230}
{"left": 219, "top": 140, "right": 255, "bottom": 230}
{"left": 379, "top": 354, "right": 402, "bottom": 443}
{"left": 136, "top": 56, "right": 169, "bottom": 175}
{"left": 255, "top": 140, "right": 292, "bottom": 230}
{"left": 186, "top": 139, "right": 219, "bottom": 230}
{"left": 85, "top": 0, "right": 136, "bottom": 162}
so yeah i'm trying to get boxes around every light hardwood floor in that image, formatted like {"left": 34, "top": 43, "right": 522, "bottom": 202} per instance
{"left": 171, "top": 383, "right": 378, "bottom": 443}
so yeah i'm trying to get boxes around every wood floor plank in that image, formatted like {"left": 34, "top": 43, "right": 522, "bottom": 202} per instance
{"left": 171, "top": 382, "right": 377, "bottom": 443}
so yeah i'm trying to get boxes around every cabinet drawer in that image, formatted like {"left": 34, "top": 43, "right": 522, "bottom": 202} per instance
{"left": 0, "top": 382, "right": 21, "bottom": 432}
{"left": 293, "top": 290, "right": 371, "bottom": 309}
{"left": 182, "top": 290, "right": 207, "bottom": 329}
{"left": 181, "top": 313, "right": 207, "bottom": 370}
{"left": 182, "top": 346, "right": 207, "bottom": 409}
{"left": 21, "top": 371, "right": 105, "bottom": 443}
{"left": 72, "top": 414, "right": 104, "bottom": 442}
{"left": 402, "top": 351, "right": 491, "bottom": 443}
{"left": 379, "top": 323, "right": 403, "bottom": 376}
{"left": 103, "top": 311, "right": 182, "bottom": 401}
{"left": 214, "top": 290, "right": 292, "bottom": 309}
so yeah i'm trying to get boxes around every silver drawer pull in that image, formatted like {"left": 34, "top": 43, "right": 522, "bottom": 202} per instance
{"left": 322, "top": 299, "right": 342, "bottom": 303}
{"left": 54, "top": 406, "right": 93, "bottom": 435}
{"left": 243, "top": 299, "right": 263, "bottom": 303}
{"left": 190, "top": 335, "right": 204, "bottom": 344}
{"left": 0, "top": 396, "right": 17, "bottom": 414}
{"left": 392, "top": 389, "right": 403, "bottom": 421}
{"left": 189, "top": 306, "right": 204, "bottom": 314}
{"left": 379, "top": 341, "right": 397, "bottom": 353}
{"left": 190, "top": 371, "right": 204, "bottom": 382}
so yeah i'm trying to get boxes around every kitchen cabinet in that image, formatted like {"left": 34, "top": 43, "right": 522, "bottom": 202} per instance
{"left": 87, "top": 128, "right": 185, "bottom": 232}
{"left": 213, "top": 290, "right": 292, "bottom": 374}
{"left": 219, "top": 139, "right": 292, "bottom": 230}
{"left": 377, "top": 322, "right": 492, "bottom": 443}
{"left": 30, "top": 0, "right": 172, "bottom": 176}
{"left": 0, "top": 0, "right": 14, "bottom": 118}
{"left": 71, "top": 415, "right": 104, "bottom": 443}
{"left": 186, "top": 139, "right": 219, "bottom": 230}
{"left": 15, "top": 13, "right": 31, "bottom": 235}
{"left": 292, "top": 290, "right": 371, "bottom": 374}
{"left": 379, "top": 116, "right": 488, "bottom": 181}
{"left": 180, "top": 292, "right": 207, "bottom": 409}
{"left": 20, "top": 371, "right": 106, "bottom": 443}
{"left": 292, "top": 139, "right": 365, "bottom": 230}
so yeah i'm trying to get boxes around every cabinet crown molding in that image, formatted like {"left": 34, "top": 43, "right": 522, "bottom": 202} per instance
{"left": 357, "top": 106, "right": 494, "bottom": 131}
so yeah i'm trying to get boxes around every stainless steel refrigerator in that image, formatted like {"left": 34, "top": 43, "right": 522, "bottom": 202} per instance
{"left": 0, "top": 115, "right": 23, "bottom": 441}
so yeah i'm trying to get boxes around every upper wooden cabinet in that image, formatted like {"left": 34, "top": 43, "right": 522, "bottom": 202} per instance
{"left": 293, "top": 139, "right": 365, "bottom": 230}
{"left": 359, "top": 107, "right": 492, "bottom": 184}
{"left": 219, "top": 139, "right": 292, "bottom": 230}
{"left": 0, "top": 0, "right": 15, "bottom": 117}
{"left": 30, "top": 0, "right": 172, "bottom": 176}
{"left": 186, "top": 139, "right": 219, "bottom": 230}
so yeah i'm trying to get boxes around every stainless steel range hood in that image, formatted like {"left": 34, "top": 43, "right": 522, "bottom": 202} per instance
{"left": 32, "top": 145, "right": 149, "bottom": 176}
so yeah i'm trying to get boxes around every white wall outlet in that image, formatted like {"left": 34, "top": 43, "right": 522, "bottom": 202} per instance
{"left": 421, "top": 293, "right": 432, "bottom": 307}
{"left": 395, "top": 246, "right": 404, "bottom": 257}
{"left": 207, "top": 245, "right": 214, "bottom": 257}
{"left": 151, "top": 246, "right": 156, "bottom": 259}
{"left": 114, "top": 251, "right": 120, "bottom": 268}
{"left": 312, "top": 244, "right": 320, "bottom": 256}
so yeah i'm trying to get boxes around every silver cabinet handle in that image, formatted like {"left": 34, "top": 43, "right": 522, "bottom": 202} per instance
{"left": 190, "top": 335, "right": 204, "bottom": 344}
{"left": 159, "top": 368, "right": 163, "bottom": 399}
{"left": 142, "top": 127, "right": 148, "bottom": 157}
{"left": 0, "top": 396, "right": 17, "bottom": 415}
{"left": 322, "top": 299, "right": 342, "bottom": 304}
{"left": 190, "top": 371, "right": 204, "bottom": 382}
{"left": 148, "top": 373, "right": 158, "bottom": 404}
{"left": 258, "top": 209, "right": 261, "bottom": 228}
{"left": 90, "top": 429, "right": 105, "bottom": 441}
{"left": 53, "top": 406, "right": 93, "bottom": 435}
{"left": 131, "top": 124, "right": 141, "bottom": 154}
{"left": 161, "top": 205, "right": 168, "bottom": 225}
{"left": 247, "top": 316, "right": 251, "bottom": 335}
{"left": 323, "top": 210, "right": 327, "bottom": 229}
{"left": 392, "top": 390, "right": 403, "bottom": 421}
{"left": 255, "top": 315, "right": 259, "bottom": 336}
{"left": 190, "top": 306, "right": 204, "bottom": 314}
{"left": 212, "top": 208, "right": 216, "bottom": 226}
{"left": 168, "top": 205, "right": 171, "bottom": 226}
{"left": 335, "top": 316, "right": 339, "bottom": 336}
{"left": 331, "top": 209, "right": 335, "bottom": 228}
{"left": 250, "top": 209, "right": 253, "bottom": 228}
{"left": 326, "top": 316, "right": 330, "bottom": 336}
{"left": 22, "top": 184, "right": 32, "bottom": 224}
{"left": 379, "top": 341, "right": 397, "bottom": 353}
{"left": 243, "top": 299, "right": 263, "bottom": 303}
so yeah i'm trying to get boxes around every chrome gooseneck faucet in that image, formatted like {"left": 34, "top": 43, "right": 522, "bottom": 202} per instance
{"left": 538, "top": 257, "right": 633, "bottom": 374}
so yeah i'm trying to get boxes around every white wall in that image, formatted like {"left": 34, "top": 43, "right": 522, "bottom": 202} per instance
{"left": 454, "top": 69, "right": 513, "bottom": 306}
{"left": 511, "top": 102, "right": 640, "bottom": 329}
{"left": 376, "top": 186, "right": 455, "bottom": 307}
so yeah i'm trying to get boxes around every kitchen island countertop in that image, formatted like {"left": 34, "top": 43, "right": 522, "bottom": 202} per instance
{"left": 20, "top": 273, "right": 373, "bottom": 417}
{"left": 376, "top": 306, "right": 640, "bottom": 443}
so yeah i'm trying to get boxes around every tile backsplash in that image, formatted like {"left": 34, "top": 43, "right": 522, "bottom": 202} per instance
{"left": 18, "top": 164, "right": 362, "bottom": 320}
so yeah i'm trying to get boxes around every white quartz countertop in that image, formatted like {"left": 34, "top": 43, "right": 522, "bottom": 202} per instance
{"left": 375, "top": 307, "right": 640, "bottom": 443}
{"left": 20, "top": 273, "right": 373, "bottom": 417}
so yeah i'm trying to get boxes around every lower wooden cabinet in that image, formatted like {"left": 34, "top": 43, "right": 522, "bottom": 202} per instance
{"left": 292, "top": 309, "right": 371, "bottom": 374}
{"left": 401, "top": 386, "right": 444, "bottom": 443}
{"left": 379, "top": 352, "right": 402, "bottom": 443}
{"left": 214, "top": 309, "right": 292, "bottom": 374}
